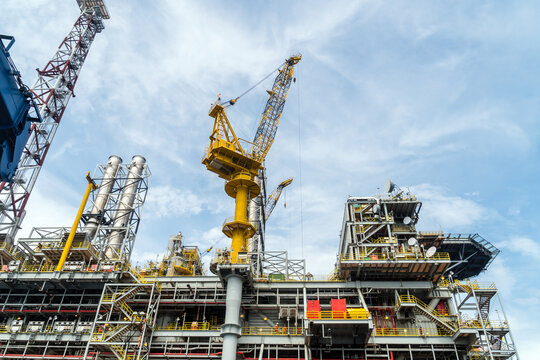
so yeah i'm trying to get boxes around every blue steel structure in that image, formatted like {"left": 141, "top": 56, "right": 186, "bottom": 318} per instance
{"left": 0, "top": 35, "right": 41, "bottom": 182}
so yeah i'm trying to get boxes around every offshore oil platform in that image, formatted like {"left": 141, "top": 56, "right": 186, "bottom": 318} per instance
{"left": 0, "top": 1, "right": 519, "bottom": 360}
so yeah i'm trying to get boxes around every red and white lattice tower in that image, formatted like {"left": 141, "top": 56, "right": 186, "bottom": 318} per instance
{"left": 0, "top": 0, "right": 109, "bottom": 240}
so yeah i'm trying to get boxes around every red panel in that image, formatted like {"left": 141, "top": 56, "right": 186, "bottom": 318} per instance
{"left": 331, "top": 298, "right": 347, "bottom": 312}
{"left": 307, "top": 300, "right": 320, "bottom": 312}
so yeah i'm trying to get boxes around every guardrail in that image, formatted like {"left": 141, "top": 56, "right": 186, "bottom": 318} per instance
{"left": 397, "top": 295, "right": 450, "bottom": 317}
{"left": 242, "top": 327, "right": 303, "bottom": 336}
{"left": 455, "top": 280, "right": 497, "bottom": 292}
{"left": 391, "top": 225, "right": 415, "bottom": 232}
{"left": 157, "top": 322, "right": 215, "bottom": 331}
{"left": 373, "top": 327, "right": 450, "bottom": 337}
{"left": 307, "top": 309, "right": 370, "bottom": 320}
{"left": 437, "top": 279, "right": 498, "bottom": 293}
{"left": 341, "top": 252, "right": 450, "bottom": 261}
{"left": 459, "top": 314, "right": 508, "bottom": 330}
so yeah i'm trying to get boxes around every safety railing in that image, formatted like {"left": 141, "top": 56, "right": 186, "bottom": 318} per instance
{"left": 91, "top": 324, "right": 125, "bottom": 342}
{"left": 437, "top": 279, "right": 451, "bottom": 288}
{"left": 306, "top": 309, "right": 370, "bottom": 320}
{"left": 455, "top": 280, "right": 497, "bottom": 293}
{"left": 101, "top": 284, "right": 137, "bottom": 303}
{"left": 392, "top": 225, "right": 415, "bottom": 232}
{"left": 0, "top": 324, "right": 8, "bottom": 333}
{"left": 158, "top": 322, "right": 220, "bottom": 331}
{"left": 20, "top": 263, "right": 56, "bottom": 272}
{"left": 0, "top": 241, "right": 25, "bottom": 262}
{"left": 110, "top": 344, "right": 134, "bottom": 360}
{"left": 341, "top": 252, "right": 450, "bottom": 261}
{"left": 242, "top": 327, "right": 303, "bottom": 336}
{"left": 211, "top": 249, "right": 251, "bottom": 266}
{"left": 468, "top": 351, "right": 488, "bottom": 360}
{"left": 120, "top": 302, "right": 143, "bottom": 322}
{"left": 373, "top": 327, "right": 450, "bottom": 337}
{"left": 371, "top": 236, "right": 397, "bottom": 244}
{"left": 326, "top": 268, "right": 339, "bottom": 281}
{"left": 418, "top": 231, "right": 444, "bottom": 236}
{"left": 397, "top": 295, "right": 450, "bottom": 318}
{"left": 0, "top": 241, "right": 11, "bottom": 251}
{"left": 459, "top": 314, "right": 508, "bottom": 330}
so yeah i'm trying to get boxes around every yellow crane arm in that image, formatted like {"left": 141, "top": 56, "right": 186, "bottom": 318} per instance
{"left": 265, "top": 177, "right": 293, "bottom": 221}
{"left": 251, "top": 54, "right": 302, "bottom": 162}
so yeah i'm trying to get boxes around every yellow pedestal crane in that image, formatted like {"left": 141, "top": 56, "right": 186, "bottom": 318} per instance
{"left": 202, "top": 54, "right": 301, "bottom": 264}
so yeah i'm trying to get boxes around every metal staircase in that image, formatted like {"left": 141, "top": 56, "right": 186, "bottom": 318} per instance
{"left": 396, "top": 295, "right": 457, "bottom": 334}
{"left": 84, "top": 282, "right": 160, "bottom": 360}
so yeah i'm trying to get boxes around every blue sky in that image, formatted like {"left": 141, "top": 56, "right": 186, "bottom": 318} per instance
{"left": 2, "top": 0, "right": 539, "bottom": 357}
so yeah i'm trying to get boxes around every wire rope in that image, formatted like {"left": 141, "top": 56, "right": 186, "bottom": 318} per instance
{"left": 296, "top": 67, "right": 304, "bottom": 259}
{"left": 223, "top": 62, "right": 283, "bottom": 107}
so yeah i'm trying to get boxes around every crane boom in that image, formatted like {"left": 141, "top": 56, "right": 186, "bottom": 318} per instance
{"left": 265, "top": 177, "right": 292, "bottom": 221}
{"left": 0, "top": 1, "right": 109, "bottom": 239}
{"left": 252, "top": 54, "right": 301, "bottom": 162}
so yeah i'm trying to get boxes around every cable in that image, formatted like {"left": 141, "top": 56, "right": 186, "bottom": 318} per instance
{"left": 296, "top": 67, "right": 304, "bottom": 259}
{"left": 223, "top": 62, "right": 283, "bottom": 107}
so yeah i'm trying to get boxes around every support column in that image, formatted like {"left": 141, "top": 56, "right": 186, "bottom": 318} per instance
{"left": 223, "top": 171, "right": 259, "bottom": 264}
{"left": 56, "top": 172, "right": 96, "bottom": 271}
{"left": 221, "top": 274, "right": 243, "bottom": 360}
{"left": 230, "top": 184, "right": 248, "bottom": 262}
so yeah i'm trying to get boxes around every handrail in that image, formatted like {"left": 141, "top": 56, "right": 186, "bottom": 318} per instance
{"left": 398, "top": 295, "right": 450, "bottom": 318}
{"left": 341, "top": 252, "right": 451, "bottom": 261}
{"left": 306, "top": 309, "right": 370, "bottom": 320}
{"left": 373, "top": 327, "right": 450, "bottom": 337}
{"left": 242, "top": 327, "right": 303, "bottom": 336}
{"left": 397, "top": 295, "right": 459, "bottom": 332}
{"left": 455, "top": 280, "right": 497, "bottom": 292}
{"left": 157, "top": 322, "right": 212, "bottom": 331}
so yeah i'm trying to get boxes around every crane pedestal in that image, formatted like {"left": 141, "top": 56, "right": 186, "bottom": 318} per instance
{"left": 222, "top": 172, "right": 259, "bottom": 264}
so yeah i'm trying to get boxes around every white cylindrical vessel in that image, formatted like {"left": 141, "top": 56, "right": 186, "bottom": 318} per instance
{"left": 247, "top": 196, "right": 259, "bottom": 253}
{"left": 84, "top": 155, "right": 122, "bottom": 239}
{"left": 105, "top": 155, "right": 146, "bottom": 259}
{"left": 221, "top": 275, "right": 243, "bottom": 360}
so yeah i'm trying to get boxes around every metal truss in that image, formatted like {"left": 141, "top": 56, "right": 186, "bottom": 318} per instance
{"left": 83, "top": 160, "right": 150, "bottom": 262}
{"left": 0, "top": 4, "right": 107, "bottom": 240}
{"left": 251, "top": 250, "right": 305, "bottom": 280}
{"left": 451, "top": 281, "right": 519, "bottom": 360}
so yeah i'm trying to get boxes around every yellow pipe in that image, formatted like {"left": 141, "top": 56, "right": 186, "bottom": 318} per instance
{"left": 230, "top": 184, "right": 248, "bottom": 263}
{"left": 55, "top": 172, "right": 97, "bottom": 272}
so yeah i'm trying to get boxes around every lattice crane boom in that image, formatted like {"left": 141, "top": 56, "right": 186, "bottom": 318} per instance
{"left": 0, "top": 0, "right": 109, "bottom": 240}
{"left": 265, "top": 177, "right": 292, "bottom": 221}
{"left": 252, "top": 54, "right": 301, "bottom": 162}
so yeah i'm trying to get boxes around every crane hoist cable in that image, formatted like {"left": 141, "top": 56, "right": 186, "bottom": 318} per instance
{"left": 265, "top": 177, "right": 293, "bottom": 221}
{"left": 223, "top": 64, "right": 282, "bottom": 108}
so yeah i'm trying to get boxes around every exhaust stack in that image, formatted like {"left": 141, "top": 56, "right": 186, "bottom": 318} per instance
{"left": 84, "top": 155, "right": 122, "bottom": 239}
{"left": 105, "top": 155, "right": 146, "bottom": 260}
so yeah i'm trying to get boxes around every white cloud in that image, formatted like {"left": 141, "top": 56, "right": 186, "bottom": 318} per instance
{"left": 497, "top": 236, "right": 540, "bottom": 261}
{"left": 412, "top": 184, "right": 487, "bottom": 230}
{"left": 145, "top": 185, "right": 205, "bottom": 219}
